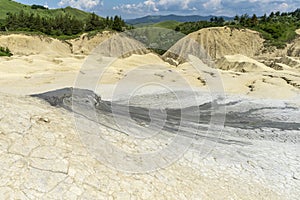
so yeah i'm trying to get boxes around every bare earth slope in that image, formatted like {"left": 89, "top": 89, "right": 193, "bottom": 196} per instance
{"left": 216, "top": 54, "right": 272, "bottom": 72}
{"left": 187, "top": 27, "right": 264, "bottom": 59}
{"left": 0, "top": 34, "right": 71, "bottom": 56}
{"left": 67, "top": 31, "right": 112, "bottom": 55}
{"left": 161, "top": 27, "right": 300, "bottom": 99}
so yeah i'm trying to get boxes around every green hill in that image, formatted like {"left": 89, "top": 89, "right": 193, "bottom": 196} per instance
{"left": 0, "top": 0, "right": 28, "bottom": 19}
{"left": 151, "top": 20, "right": 182, "bottom": 29}
{"left": 132, "top": 20, "right": 182, "bottom": 29}
{"left": 0, "top": 0, "right": 93, "bottom": 21}
{"left": 126, "top": 14, "right": 233, "bottom": 25}
{"left": 0, "top": 0, "right": 127, "bottom": 37}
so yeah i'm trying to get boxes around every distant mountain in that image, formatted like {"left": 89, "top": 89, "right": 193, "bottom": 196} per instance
{"left": 126, "top": 14, "right": 233, "bottom": 25}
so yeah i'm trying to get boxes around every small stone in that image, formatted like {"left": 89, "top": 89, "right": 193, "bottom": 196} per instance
{"left": 38, "top": 117, "right": 50, "bottom": 123}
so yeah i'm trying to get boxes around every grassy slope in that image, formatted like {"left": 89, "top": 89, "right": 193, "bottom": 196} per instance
{"left": 0, "top": 0, "right": 93, "bottom": 20}
{"left": 0, "top": 0, "right": 29, "bottom": 19}
{"left": 133, "top": 20, "right": 182, "bottom": 29}
{"left": 151, "top": 20, "right": 182, "bottom": 29}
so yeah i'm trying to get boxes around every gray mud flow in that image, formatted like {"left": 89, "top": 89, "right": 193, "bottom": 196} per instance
{"left": 32, "top": 88, "right": 300, "bottom": 144}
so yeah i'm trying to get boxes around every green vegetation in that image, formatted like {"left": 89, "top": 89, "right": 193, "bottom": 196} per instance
{"left": 126, "top": 14, "right": 233, "bottom": 25}
{"left": 0, "top": 0, "right": 127, "bottom": 38}
{"left": 1, "top": 0, "right": 300, "bottom": 51}
{"left": 175, "top": 17, "right": 226, "bottom": 35}
{"left": 0, "top": 0, "right": 91, "bottom": 21}
{"left": 175, "top": 11, "right": 300, "bottom": 49}
{"left": 229, "top": 11, "right": 300, "bottom": 48}
{"left": 132, "top": 20, "right": 182, "bottom": 30}
{"left": 31, "top": 4, "right": 48, "bottom": 10}
{"left": 0, "top": 46, "right": 12, "bottom": 56}
{"left": 129, "top": 27, "right": 185, "bottom": 55}
{"left": 1, "top": 11, "right": 126, "bottom": 36}
{"left": 151, "top": 20, "right": 182, "bottom": 30}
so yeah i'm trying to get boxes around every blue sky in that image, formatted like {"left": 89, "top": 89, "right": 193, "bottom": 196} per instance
{"left": 15, "top": 0, "right": 300, "bottom": 19}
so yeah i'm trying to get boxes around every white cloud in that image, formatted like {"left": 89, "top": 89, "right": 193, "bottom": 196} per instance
{"left": 58, "top": 0, "right": 102, "bottom": 10}
{"left": 182, "top": 0, "right": 191, "bottom": 9}
{"left": 112, "top": 0, "right": 300, "bottom": 17}
{"left": 113, "top": 3, "right": 144, "bottom": 14}
{"left": 144, "top": 0, "right": 159, "bottom": 12}
{"left": 203, "top": 0, "right": 222, "bottom": 9}
{"left": 157, "top": 0, "right": 195, "bottom": 10}
{"left": 189, "top": 7, "right": 198, "bottom": 11}
{"left": 113, "top": 0, "right": 159, "bottom": 14}
{"left": 157, "top": 0, "right": 175, "bottom": 7}
{"left": 277, "top": 3, "right": 289, "bottom": 12}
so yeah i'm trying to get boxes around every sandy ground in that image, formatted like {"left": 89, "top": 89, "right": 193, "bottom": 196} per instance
{"left": 0, "top": 30, "right": 299, "bottom": 100}
{"left": 0, "top": 31, "right": 299, "bottom": 199}
{"left": 0, "top": 51, "right": 299, "bottom": 101}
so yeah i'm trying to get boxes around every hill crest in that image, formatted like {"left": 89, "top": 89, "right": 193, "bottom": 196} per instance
{"left": 126, "top": 14, "right": 233, "bottom": 25}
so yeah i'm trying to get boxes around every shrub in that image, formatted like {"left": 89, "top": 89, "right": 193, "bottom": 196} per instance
{"left": 31, "top": 5, "right": 48, "bottom": 10}
{"left": 0, "top": 46, "right": 13, "bottom": 57}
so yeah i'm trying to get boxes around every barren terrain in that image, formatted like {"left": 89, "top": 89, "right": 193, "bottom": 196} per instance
{"left": 0, "top": 27, "right": 299, "bottom": 199}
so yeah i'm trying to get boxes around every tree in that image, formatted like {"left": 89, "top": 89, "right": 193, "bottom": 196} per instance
{"left": 217, "top": 17, "right": 225, "bottom": 24}
{"left": 112, "top": 15, "right": 124, "bottom": 31}
{"left": 240, "top": 14, "right": 249, "bottom": 26}
{"left": 261, "top": 14, "right": 267, "bottom": 23}
{"left": 3, "top": 9, "right": 125, "bottom": 36}
{"left": 31, "top": 5, "right": 47, "bottom": 10}
{"left": 251, "top": 14, "right": 258, "bottom": 26}
{"left": 234, "top": 15, "right": 240, "bottom": 22}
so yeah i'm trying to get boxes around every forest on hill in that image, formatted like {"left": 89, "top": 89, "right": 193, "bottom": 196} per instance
{"left": 0, "top": 0, "right": 91, "bottom": 21}
{"left": 176, "top": 9, "right": 300, "bottom": 49}
{"left": 0, "top": 10, "right": 126, "bottom": 37}
{"left": 0, "top": 0, "right": 128, "bottom": 38}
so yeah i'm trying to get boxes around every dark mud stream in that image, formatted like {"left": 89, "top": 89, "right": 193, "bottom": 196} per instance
{"left": 32, "top": 88, "right": 300, "bottom": 145}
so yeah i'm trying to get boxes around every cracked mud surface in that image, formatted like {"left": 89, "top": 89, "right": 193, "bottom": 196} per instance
{"left": 0, "top": 88, "right": 298, "bottom": 199}
{"left": 0, "top": 88, "right": 290, "bottom": 199}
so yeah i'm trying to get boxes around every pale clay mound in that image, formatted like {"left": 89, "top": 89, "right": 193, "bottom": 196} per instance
{"left": 187, "top": 27, "right": 264, "bottom": 59}
{"left": 0, "top": 34, "right": 71, "bottom": 56}
{"left": 215, "top": 54, "right": 273, "bottom": 72}
{"left": 69, "top": 32, "right": 149, "bottom": 57}
{"left": 67, "top": 31, "right": 112, "bottom": 55}
{"left": 0, "top": 30, "right": 299, "bottom": 99}
{"left": 287, "top": 28, "right": 300, "bottom": 57}
{"left": 92, "top": 33, "right": 150, "bottom": 57}
{"left": 288, "top": 38, "right": 300, "bottom": 57}
{"left": 0, "top": 31, "right": 145, "bottom": 57}
{"left": 277, "top": 56, "right": 300, "bottom": 69}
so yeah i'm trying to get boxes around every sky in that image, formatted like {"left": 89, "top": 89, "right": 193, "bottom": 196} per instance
{"left": 15, "top": 0, "right": 300, "bottom": 19}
